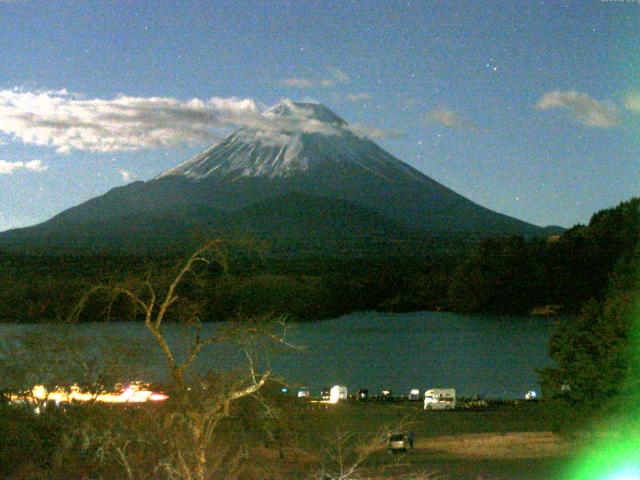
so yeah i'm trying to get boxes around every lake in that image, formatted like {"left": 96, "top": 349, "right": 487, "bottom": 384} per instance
{"left": 0, "top": 311, "right": 561, "bottom": 399}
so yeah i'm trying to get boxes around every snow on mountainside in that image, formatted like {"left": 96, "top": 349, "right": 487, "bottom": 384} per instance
{"left": 157, "top": 101, "right": 422, "bottom": 182}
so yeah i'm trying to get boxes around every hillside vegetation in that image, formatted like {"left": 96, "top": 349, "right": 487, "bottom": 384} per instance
{"left": 0, "top": 198, "right": 637, "bottom": 323}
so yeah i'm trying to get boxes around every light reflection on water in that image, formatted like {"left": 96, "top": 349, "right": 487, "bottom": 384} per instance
{"left": 0, "top": 311, "right": 560, "bottom": 398}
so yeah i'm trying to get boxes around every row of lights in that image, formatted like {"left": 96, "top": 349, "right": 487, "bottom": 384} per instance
{"left": 9, "top": 382, "right": 169, "bottom": 408}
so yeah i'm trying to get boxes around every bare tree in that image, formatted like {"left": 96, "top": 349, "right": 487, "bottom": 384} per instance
{"left": 67, "top": 239, "right": 296, "bottom": 480}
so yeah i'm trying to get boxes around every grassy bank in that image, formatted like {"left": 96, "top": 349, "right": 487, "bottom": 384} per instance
{"left": 0, "top": 396, "right": 578, "bottom": 479}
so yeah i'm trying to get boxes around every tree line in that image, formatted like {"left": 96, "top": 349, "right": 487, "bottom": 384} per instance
{"left": 537, "top": 198, "right": 640, "bottom": 434}
{"left": 0, "top": 251, "right": 454, "bottom": 323}
{"left": 0, "top": 198, "right": 637, "bottom": 323}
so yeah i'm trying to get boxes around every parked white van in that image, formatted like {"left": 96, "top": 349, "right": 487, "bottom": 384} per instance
{"left": 423, "top": 388, "right": 456, "bottom": 410}
{"left": 330, "top": 385, "right": 348, "bottom": 403}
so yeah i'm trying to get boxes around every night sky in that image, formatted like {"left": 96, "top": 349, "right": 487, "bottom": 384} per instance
{"left": 0, "top": 0, "right": 638, "bottom": 231}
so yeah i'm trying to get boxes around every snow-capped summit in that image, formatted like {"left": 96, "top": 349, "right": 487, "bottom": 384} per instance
{"left": 264, "top": 101, "right": 347, "bottom": 125}
{"left": 158, "top": 101, "right": 416, "bottom": 181}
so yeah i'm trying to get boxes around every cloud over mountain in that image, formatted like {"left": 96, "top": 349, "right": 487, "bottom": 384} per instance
{"left": 0, "top": 89, "right": 391, "bottom": 153}
{"left": 0, "top": 88, "right": 261, "bottom": 153}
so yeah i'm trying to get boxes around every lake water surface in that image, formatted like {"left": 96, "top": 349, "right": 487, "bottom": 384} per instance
{"left": 0, "top": 311, "right": 560, "bottom": 398}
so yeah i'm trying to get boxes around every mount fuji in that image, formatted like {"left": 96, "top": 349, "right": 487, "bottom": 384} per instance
{"left": 0, "top": 101, "right": 552, "bottom": 254}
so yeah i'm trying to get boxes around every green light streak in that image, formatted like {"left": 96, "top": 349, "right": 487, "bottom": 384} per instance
{"left": 560, "top": 290, "right": 640, "bottom": 479}
{"left": 563, "top": 426, "right": 640, "bottom": 480}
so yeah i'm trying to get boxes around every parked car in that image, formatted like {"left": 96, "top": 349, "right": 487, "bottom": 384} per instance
{"left": 462, "top": 397, "right": 488, "bottom": 410}
{"left": 387, "top": 431, "right": 414, "bottom": 453}
{"left": 297, "top": 387, "right": 310, "bottom": 398}
{"left": 380, "top": 389, "right": 394, "bottom": 401}
{"left": 320, "top": 387, "right": 331, "bottom": 401}
{"left": 356, "top": 388, "right": 369, "bottom": 400}
{"left": 408, "top": 388, "right": 421, "bottom": 401}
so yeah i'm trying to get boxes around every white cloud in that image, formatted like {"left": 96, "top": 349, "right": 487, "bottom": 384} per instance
{"left": 0, "top": 90, "right": 398, "bottom": 151}
{"left": 268, "top": 99, "right": 400, "bottom": 139}
{"left": 346, "top": 92, "right": 371, "bottom": 102}
{"left": 535, "top": 90, "right": 621, "bottom": 128}
{"left": 0, "top": 159, "right": 48, "bottom": 174}
{"left": 118, "top": 168, "right": 136, "bottom": 182}
{"left": 281, "top": 68, "right": 350, "bottom": 89}
{"left": 0, "top": 89, "right": 375, "bottom": 152}
{"left": 0, "top": 89, "right": 263, "bottom": 153}
{"left": 623, "top": 91, "right": 640, "bottom": 113}
{"left": 425, "top": 107, "right": 477, "bottom": 130}
{"left": 25, "top": 160, "right": 47, "bottom": 172}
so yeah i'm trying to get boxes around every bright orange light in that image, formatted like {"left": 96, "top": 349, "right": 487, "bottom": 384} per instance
{"left": 10, "top": 381, "right": 169, "bottom": 405}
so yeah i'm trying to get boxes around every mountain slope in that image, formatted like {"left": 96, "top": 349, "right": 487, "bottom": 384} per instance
{"left": 0, "top": 101, "right": 549, "bottom": 254}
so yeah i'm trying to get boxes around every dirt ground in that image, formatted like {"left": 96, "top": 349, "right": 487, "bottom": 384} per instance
{"left": 415, "top": 431, "right": 572, "bottom": 459}
{"left": 361, "top": 431, "right": 574, "bottom": 479}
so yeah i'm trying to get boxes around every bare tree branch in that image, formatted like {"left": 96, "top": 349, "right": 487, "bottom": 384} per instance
{"left": 65, "top": 239, "right": 293, "bottom": 480}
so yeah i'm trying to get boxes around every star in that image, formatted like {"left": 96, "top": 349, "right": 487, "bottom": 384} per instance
{"left": 485, "top": 58, "right": 499, "bottom": 73}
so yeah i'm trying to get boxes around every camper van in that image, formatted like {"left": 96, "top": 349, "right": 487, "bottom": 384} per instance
{"left": 423, "top": 388, "right": 456, "bottom": 410}
{"left": 330, "top": 385, "right": 348, "bottom": 403}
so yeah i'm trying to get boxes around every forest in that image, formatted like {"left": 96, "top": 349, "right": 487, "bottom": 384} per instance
{"left": 0, "top": 197, "right": 638, "bottom": 323}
